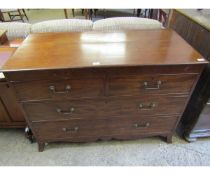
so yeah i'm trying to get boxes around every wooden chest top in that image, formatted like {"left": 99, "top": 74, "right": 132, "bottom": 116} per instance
{"left": 1, "top": 29, "right": 207, "bottom": 72}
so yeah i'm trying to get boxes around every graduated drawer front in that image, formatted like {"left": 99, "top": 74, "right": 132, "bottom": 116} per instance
{"left": 13, "top": 78, "right": 104, "bottom": 101}
{"left": 108, "top": 74, "right": 197, "bottom": 96}
{"left": 116, "top": 95, "right": 187, "bottom": 116}
{"left": 24, "top": 99, "right": 108, "bottom": 121}
{"left": 33, "top": 116, "right": 178, "bottom": 140}
{"left": 23, "top": 95, "right": 187, "bottom": 122}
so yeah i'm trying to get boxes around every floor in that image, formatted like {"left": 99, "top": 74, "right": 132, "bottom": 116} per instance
{"left": 1, "top": 128, "right": 210, "bottom": 166}
{"left": 1, "top": 9, "right": 142, "bottom": 23}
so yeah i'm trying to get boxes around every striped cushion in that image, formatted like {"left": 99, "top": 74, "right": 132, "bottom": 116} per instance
{"left": 31, "top": 19, "right": 93, "bottom": 33}
{"left": 1, "top": 9, "right": 19, "bottom": 12}
{"left": 93, "top": 17, "right": 163, "bottom": 31}
{"left": 0, "top": 22, "right": 31, "bottom": 40}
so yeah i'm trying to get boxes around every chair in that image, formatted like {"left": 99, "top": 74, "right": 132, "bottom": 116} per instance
{"left": 0, "top": 22, "right": 31, "bottom": 40}
{"left": 88, "top": 9, "right": 99, "bottom": 19}
{"left": 157, "top": 9, "right": 170, "bottom": 27}
{"left": 0, "top": 9, "right": 28, "bottom": 22}
{"left": 31, "top": 19, "right": 93, "bottom": 33}
{"left": 64, "top": 9, "right": 89, "bottom": 19}
{"left": 92, "top": 17, "right": 163, "bottom": 31}
{"left": 134, "top": 9, "right": 154, "bottom": 18}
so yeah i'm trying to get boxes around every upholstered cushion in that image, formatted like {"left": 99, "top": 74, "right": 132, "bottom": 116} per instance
{"left": 31, "top": 19, "right": 93, "bottom": 33}
{"left": 0, "top": 22, "right": 31, "bottom": 40}
{"left": 0, "top": 9, "right": 19, "bottom": 13}
{"left": 93, "top": 17, "right": 163, "bottom": 31}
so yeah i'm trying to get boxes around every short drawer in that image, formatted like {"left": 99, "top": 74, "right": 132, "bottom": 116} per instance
{"left": 13, "top": 78, "right": 104, "bottom": 101}
{"left": 108, "top": 74, "right": 197, "bottom": 96}
{"left": 32, "top": 115, "right": 178, "bottom": 140}
{"left": 23, "top": 95, "right": 187, "bottom": 122}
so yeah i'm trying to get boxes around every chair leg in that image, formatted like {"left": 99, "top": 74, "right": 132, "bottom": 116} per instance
{"left": 94, "top": 9, "right": 97, "bottom": 17}
{"left": 64, "top": 9, "right": 68, "bottom": 18}
{"left": 137, "top": 9, "right": 141, "bottom": 17}
{"left": 38, "top": 142, "right": 45, "bottom": 152}
{"left": 103, "top": 9, "right": 106, "bottom": 18}
{"left": 150, "top": 9, "right": 156, "bottom": 19}
{"left": 84, "top": 9, "right": 88, "bottom": 19}
{"left": 144, "top": 9, "right": 147, "bottom": 17}
{"left": 8, "top": 12, "right": 13, "bottom": 20}
{"left": 89, "top": 9, "right": 93, "bottom": 20}
{"left": 0, "top": 11, "right": 5, "bottom": 22}
{"left": 17, "top": 9, "right": 24, "bottom": 22}
{"left": 149, "top": 9, "right": 153, "bottom": 19}
{"left": 166, "top": 134, "right": 172, "bottom": 143}
{"left": 71, "top": 9, "right": 75, "bottom": 17}
{"left": 22, "top": 9, "right": 28, "bottom": 21}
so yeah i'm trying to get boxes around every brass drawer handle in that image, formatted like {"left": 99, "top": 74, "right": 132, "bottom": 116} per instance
{"left": 134, "top": 122, "right": 150, "bottom": 128}
{"left": 143, "top": 80, "right": 162, "bottom": 90}
{"left": 139, "top": 103, "right": 156, "bottom": 110}
{"left": 62, "top": 127, "right": 79, "bottom": 132}
{"left": 56, "top": 107, "right": 75, "bottom": 115}
{"left": 49, "top": 85, "right": 71, "bottom": 94}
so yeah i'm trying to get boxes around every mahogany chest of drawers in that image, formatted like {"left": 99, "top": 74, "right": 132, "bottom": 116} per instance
{"left": 1, "top": 30, "right": 207, "bottom": 151}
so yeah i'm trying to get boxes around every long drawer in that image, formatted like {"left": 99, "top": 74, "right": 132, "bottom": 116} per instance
{"left": 32, "top": 115, "right": 178, "bottom": 140}
{"left": 108, "top": 74, "right": 197, "bottom": 96}
{"left": 23, "top": 95, "right": 187, "bottom": 122}
{"left": 13, "top": 78, "right": 104, "bottom": 101}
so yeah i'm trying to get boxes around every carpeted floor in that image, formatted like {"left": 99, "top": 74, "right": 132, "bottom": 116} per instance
{"left": 1, "top": 9, "right": 141, "bottom": 23}
{"left": 0, "top": 128, "right": 210, "bottom": 166}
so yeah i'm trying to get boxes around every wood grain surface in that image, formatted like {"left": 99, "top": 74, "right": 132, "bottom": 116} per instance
{"left": 2, "top": 29, "right": 207, "bottom": 72}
